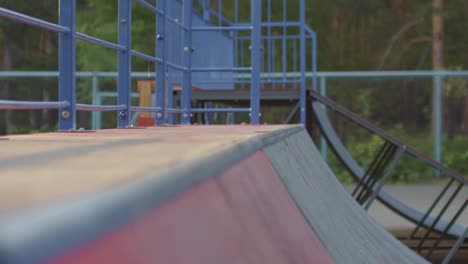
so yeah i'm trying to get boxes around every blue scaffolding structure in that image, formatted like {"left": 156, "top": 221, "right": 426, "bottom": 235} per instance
{"left": 0, "top": 0, "right": 317, "bottom": 130}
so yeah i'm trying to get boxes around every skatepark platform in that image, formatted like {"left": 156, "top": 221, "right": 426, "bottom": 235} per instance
{"left": 0, "top": 125, "right": 431, "bottom": 263}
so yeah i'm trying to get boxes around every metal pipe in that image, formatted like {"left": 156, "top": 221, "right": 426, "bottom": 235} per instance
{"left": 192, "top": 67, "right": 252, "bottom": 72}
{"left": 364, "top": 146, "right": 406, "bottom": 210}
{"left": 166, "top": 62, "right": 188, "bottom": 72}
{"left": 58, "top": 0, "right": 77, "bottom": 130}
{"left": 299, "top": 0, "right": 306, "bottom": 124}
{"left": 117, "top": 0, "right": 132, "bottom": 127}
{"left": 267, "top": 0, "right": 272, "bottom": 84}
{"left": 192, "top": 26, "right": 252, "bottom": 31}
{"left": 91, "top": 74, "right": 99, "bottom": 130}
{"left": 0, "top": 100, "right": 69, "bottom": 110}
{"left": 434, "top": 75, "right": 443, "bottom": 177}
{"left": 76, "top": 104, "right": 127, "bottom": 112}
{"left": 309, "top": 91, "right": 467, "bottom": 184}
{"left": 130, "top": 106, "right": 162, "bottom": 112}
{"left": 442, "top": 227, "right": 468, "bottom": 264}
{"left": 134, "top": 0, "right": 164, "bottom": 15}
{"left": 282, "top": 0, "right": 287, "bottom": 89}
{"left": 76, "top": 32, "right": 125, "bottom": 51}
{"left": 2, "top": 70, "right": 468, "bottom": 79}
{"left": 0, "top": 7, "right": 69, "bottom": 33}
{"left": 250, "top": 0, "right": 262, "bottom": 124}
{"left": 425, "top": 199, "right": 467, "bottom": 259}
{"left": 155, "top": 0, "right": 167, "bottom": 125}
{"left": 181, "top": 0, "right": 193, "bottom": 124}
{"left": 409, "top": 178, "right": 455, "bottom": 239}
{"left": 191, "top": 108, "right": 250, "bottom": 113}
{"left": 166, "top": 15, "right": 189, "bottom": 31}
{"left": 130, "top": 50, "right": 163, "bottom": 64}
{"left": 236, "top": 34, "right": 313, "bottom": 41}
{"left": 416, "top": 183, "right": 464, "bottom": 252}
{"left": 218, "top": 0, "right": 222, "bottom": 26}
{"left": 206, "top": 8, "right": 232, "bottom": 25}
{"left": 320, "top": 77, "right": 327, "bottom": 160}
{"left": 236, "top": 21, "right": 303, "bottom": 28}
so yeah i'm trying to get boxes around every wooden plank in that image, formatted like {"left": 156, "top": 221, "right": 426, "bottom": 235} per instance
{"left": 0, "top": 125, "right": 291, "bottom": 212}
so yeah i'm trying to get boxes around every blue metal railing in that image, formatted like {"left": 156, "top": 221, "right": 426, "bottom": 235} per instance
{"left": 0, "top": 0, "right": 315, "bottom": 130}
{"left": 2, "top": 69, "right": 464, "bottom": 167}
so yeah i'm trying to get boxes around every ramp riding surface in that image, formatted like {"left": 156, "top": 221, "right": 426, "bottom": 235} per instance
{"left": 0, "top": 125, "right": 425, "bottom": 263}
{"left": 310, "top": 91, "right": 467, "bottom": 239}
{"left": 265, "top": 130, "right": 427, "bottom": 263}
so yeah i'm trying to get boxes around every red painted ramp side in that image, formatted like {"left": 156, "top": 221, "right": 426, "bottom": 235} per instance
{"left": 49, "top": 150, "right": 334, "bottom": 264}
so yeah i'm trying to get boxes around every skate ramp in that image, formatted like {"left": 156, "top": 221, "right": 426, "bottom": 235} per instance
{"left": 265, "top": 129, "right": 427, "bottom": 263}
{"left": 0, "top": 125, "right": 425, "bottom": 263}
{"left": 311, "top": 94, "right": 467, "bottom": 238}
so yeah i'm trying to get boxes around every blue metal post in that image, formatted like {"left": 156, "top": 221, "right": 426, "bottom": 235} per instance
{"left": 250, "top": 0, "right": 262, "bottom": 124}
{"left": 240, "top": 39, "right": 245, "bottom": 89}
{"left": 312, "top": 30, "right": 318, "bottom": 91}
{"left": 282, "top": 0, "right": 287, "bottom": 89}
{"left": 155, "top": 0, "right": 167, "bottom": 125}
{"left": 234, "top": 0, "right": 239, "bottom": 70}
{"left": 434, "top": 75, "right": 443, "bottom": 177}
{"left": 218, "top": 0, "right": 222, "bottom": 26}
{"left": 96, "top": 94, "right": 102, "bottom": 129}
{"left": 299, "top": 0, "right": 306, "bottom": 125}
{"left": 118, "top": 0, "right": 131, "bottom": 128}
{"left": 91, "top": 74, "right": 99, "bottom": 130}
{"left": 202, "top": 0, "right": 210, "bottom": 21}
{"left": 181, "top": 0, "right": 193, "bottom": 124}
{"left": 167, "top": 79, "right": 174, "bottom": 125}
{"left": 234, "top": 0, "right": 239, "bottom": 23}
{"left": 58, "top": 0, "right": 77, "bottom": 130}
{"left": 320, "top": 76, "right": 328, "bottom": 160}
{"left": 293, "top": 39, "right": 297, "bottom": 88}
{"left": 272, "top": 39, "right": 276, "bottom": 89}
{"left": 267, "top": 0, "right": 271, "bottom": 84}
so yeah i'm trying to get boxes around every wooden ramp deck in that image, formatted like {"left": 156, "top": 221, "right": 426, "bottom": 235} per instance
{"left": 0, "top": 125, "right": 291, "bottom": 214}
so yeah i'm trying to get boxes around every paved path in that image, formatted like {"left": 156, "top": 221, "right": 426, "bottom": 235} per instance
{"left": 344, "top": 185, "right": 468, "bottom": 233}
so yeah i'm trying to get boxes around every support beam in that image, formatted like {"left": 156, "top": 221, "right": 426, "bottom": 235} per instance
{"left": 250, "top": 0, "right": 262, "bottom": 124}
{"left": 58, "top": 0, "right": 77, "bottom": 130}
{"left": 299, "top": 0, "right": 306, "bottom": 125}
{"left": 434, "top": 75, "right": 442, "bottom": 176}
{"left": 117, "top": 0, "right": 132, "bottom": 127}
{"left": 181, "top": 0, "right": 194, "bottom": 124}
{"left": 155, "top": 0, "right": 166, "bottom": 125}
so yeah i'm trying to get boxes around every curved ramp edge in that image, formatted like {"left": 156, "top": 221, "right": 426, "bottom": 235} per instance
{"left": 312, "top": 101, "right": 466, "bottom": 237}
{"left": 264, "top": 129, "right": 428, "bottom": 264}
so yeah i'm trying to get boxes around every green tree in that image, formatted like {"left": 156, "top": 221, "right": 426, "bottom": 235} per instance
{"left": 0, "top": 1, "right": 58, "bottom": 134}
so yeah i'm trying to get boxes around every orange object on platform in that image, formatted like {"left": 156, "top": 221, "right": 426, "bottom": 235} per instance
{"left": 136, "top": 117, "right": 155, "bottom": 127}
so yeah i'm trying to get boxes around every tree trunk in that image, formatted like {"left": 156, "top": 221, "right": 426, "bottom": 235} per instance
{"left": 432, "top": 0, "right": 444, "bottom": 70}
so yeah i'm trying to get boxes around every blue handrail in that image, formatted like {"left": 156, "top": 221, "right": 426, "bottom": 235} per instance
{"left": 0, "top": 0, "right": 315, "bottom": 129}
